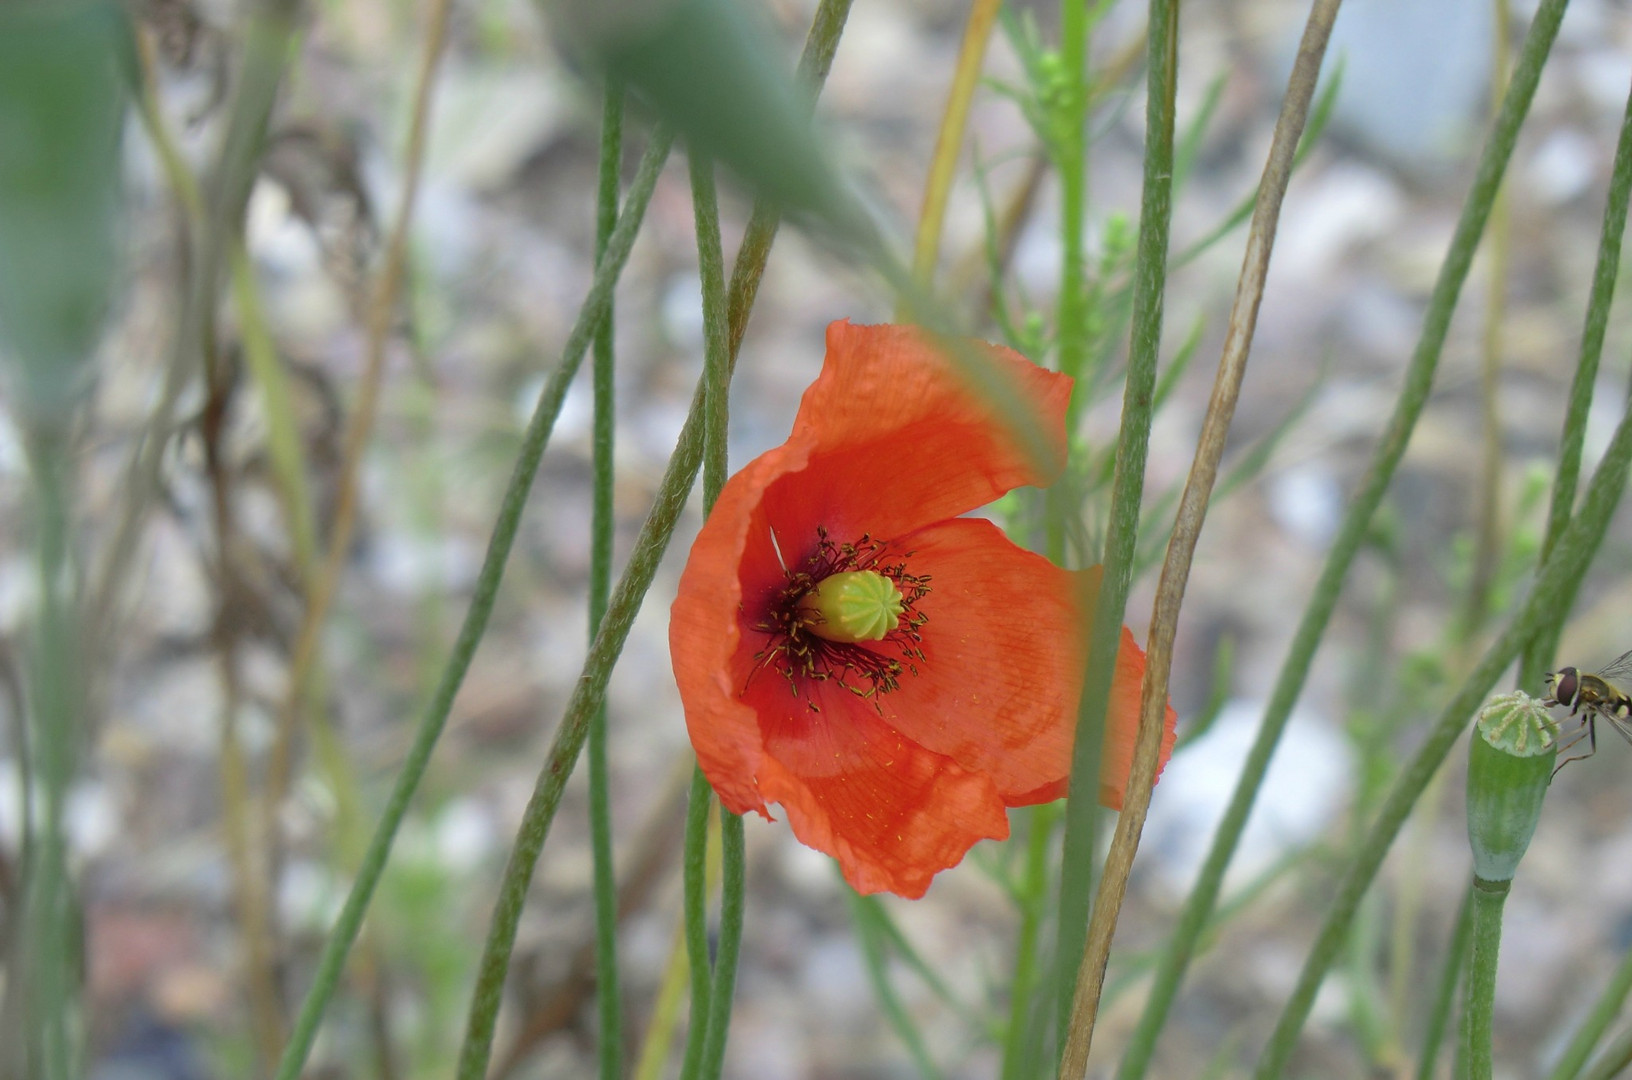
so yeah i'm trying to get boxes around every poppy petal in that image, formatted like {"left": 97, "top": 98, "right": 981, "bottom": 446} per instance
{"left": 670, "top": 439, "right": 818, "bottom": 818}
{"left": 1098, "top": 624, "right": 1179, "bottom": 811}
{"left": 749, "top": 678, "right": 1010, "bottom": 898}
{"left": 872, "top": 517, "right": 1084, "bottom": 802}
{"left": 772, "top": 321, "right": 1073, "bottom": 541}
{"left": 874, "top": 518, "right": 1176, "bottom": 810}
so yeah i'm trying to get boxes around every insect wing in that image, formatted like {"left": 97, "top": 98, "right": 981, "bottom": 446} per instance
{"left": 1592, "top": 700, "right": 1632, "bottom": 750}
{"left": 1594, "top": 648, "right": 1632, "bottom": 683}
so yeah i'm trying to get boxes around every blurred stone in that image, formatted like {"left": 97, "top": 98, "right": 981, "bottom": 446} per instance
{"left": 1144, "top": 699, "right": 1352, "bottom": 894}
{"left": 1316, "top": 0, "right": 1492, "bottom": 174}
{"left": 1527, "top": 127, "right": 1598, "bottom": 205}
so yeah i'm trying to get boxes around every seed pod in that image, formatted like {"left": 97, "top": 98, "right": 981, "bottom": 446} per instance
{"left": 1466, "top": 691, "right": 1557, "bottom": 885}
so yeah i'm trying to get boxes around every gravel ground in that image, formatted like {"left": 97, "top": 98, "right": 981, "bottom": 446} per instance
{"left": 7, "top": 0, "right": 1632, "bottom": 1076}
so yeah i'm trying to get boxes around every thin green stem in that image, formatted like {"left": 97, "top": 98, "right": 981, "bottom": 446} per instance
{"left": 1068, "top": 0, "right": 1337, "bottom": 1069}
{"left": 1415, "top": 883, "right": 1472, "bottom": 1080}
{"left": 1583, "top": 1032, "right": 1632, "bottom": 1080}
{"left": 1546, "top": 940, "right": 1632, "bottom": 1079}
{"left": 1522, "top": 70, "right": 1632, "bottom": 685}
{"left": 448, "top": 1, "right": 860, "bottom": 1070}
{"left": 449, "top": 0, "right": 857, "bottom": 1037}
{"left": 1460, "top": 880, "right": 1509, "bottom": 1080}
{"left": 1460, "top": 0, "right": 1512, "bottom": 639}
{"left": 1054, "top": 0, "right": 1177, "bottom": 1050}
{"left": 848, "top": 891, "right": 944, "bottom": 1079}
{"left": 692, "top": 153, "right": 729, "bottom": 513}
{"left": 1055, "top": 0, "right": 1090, "bottom": 386}
{"left": 1044, "top": 0, "right": 1093, "bottom": 563}
{"left": 678, "top": 768, "right": 716, "bottom": 1080}
{"left": 272, "top": 128, "right": 675, "bottom": 1080}
{"left": 701, "top": 813, "right": 746, "bottom": 1078}
{"left": 1254, "top": 349, "right": 1632, "bottom": 1078}
{"left": 688, "top": 145, "right": 745, "bottom": 1080}
{"left": 1001, "top": 802, "right": 1058, "bottom": 1080}
{"left": 588, "top": 78, "right": 625, "bottom": 1080}
{"left": 91, "top": 0, "right": 300, "bottom": 640}
{"left": 1126, "top": 1, "right": 1569, "bottom": 1073}
{"left": 21, "top": 426, "right": 77, "bottom": 1080}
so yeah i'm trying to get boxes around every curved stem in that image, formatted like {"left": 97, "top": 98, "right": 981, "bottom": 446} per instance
{"left": 1522, "top": 68, "right": 1632, "bottom": 684}
{"left": 1053, "top": 0, "right": 1176, "bottom": 1046}
{"left": 588, "top": 78, "right": 626, "bottom": 1080}
{"left": 677, "top": 769, "right": 716, "bottom": 1080}
{"left": 272, "top": 127, "right": 676, "bottom": 1080}
{"left": 1254, "top": 355, "right": 1632, "bottom": 1079}
{"left": 1001, "top": 803, "right": 1058, "bottom": 1080}
{"left": 1060, "top": 0, "right": 1338, "bottom": 1073}
{"left": 263, "top": 0, "right": 454, "bottom": 834}
{"left": 1124, "top": 1, "right": 1569, "bottom": 1072}
{"left": 449, "top": 0, "right": 858, "bottom": 1050}
{"left": 1547, "top": 937, "right": 1632, "bottom": 1079}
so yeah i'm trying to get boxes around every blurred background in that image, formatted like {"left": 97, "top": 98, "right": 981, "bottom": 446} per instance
{"left": 5, "top": 0, "right": 1632, "bottom": 1076}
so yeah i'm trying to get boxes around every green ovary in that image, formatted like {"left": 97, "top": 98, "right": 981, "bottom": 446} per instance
{"left": 797, "top": 571, "right": 903, "bottom": 643}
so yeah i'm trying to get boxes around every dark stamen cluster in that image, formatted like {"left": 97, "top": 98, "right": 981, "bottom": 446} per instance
{"left": 748, "top": 527, "right": 930, "bottom": 712}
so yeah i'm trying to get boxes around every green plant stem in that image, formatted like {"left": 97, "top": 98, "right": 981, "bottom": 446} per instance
{"left": 1055, "top": 0, "right": 1090, "bottom": 386}
{"left": 1001, "top": 802, "right": 1059, "bottom": 1080}
{"left": 20, "top": 425, "right": 77, "bottom": 1080}
{"left": 449, "top": 0, "right": 858, "bottom": 1050}
{"left": 848, "top": 891, "right": 944, "bottom": 1079}
{"left": 1064, "top": 0, "right": 1337, "bottom": 1071}
{"left": 701, "top": 812, "right": 746, "bottom": 1077}
{"left": 692, "top": 155, "right": 729, "bottom": 513}
{"left": 1125, "top": 2, "right": 1569, "bottom": 1073}
{"left": 1253, "top": 352, "right": 1632, "bottom": 1078}
{"left": 1521, "top": 71, "right": 1632, "bottom": 684}
{"left": 1415, "top": 880, "right": 1473, "bottom": 1080}
{"left": 264, "top": 0, "right": 454, "bottom": 844}
{"left": 1547, "top": 941, "right": 1632, "bottom": 1079}
{"left": 1460, "top": 879, "right": 1509, "bottom": 1080}
{"left": 452, "top": 1, "right": 866, "bottom": 1071}
{"left": 588, "top": 79, "right": 625, "bottom": 1080}
{"left": 1583, "top": 1032, "right": 1632, "bottom": 1080}
{"left": 678, "top": 768, "right": 716, "bottom": 1080}
{"left": 91, "top": 0, "right": 298, "bottom": 640}
{"left": 687, "top": 146, "right": 746, "bottom": 1080}
{"left": 1054, "top": 0, "right": 1177, "bottom": 1048}
{"left": 1460, "top": 0, "right": 1512, "bottom": 638}
{"left": 271, "top": 128, "right": 674, "bottom": 1080}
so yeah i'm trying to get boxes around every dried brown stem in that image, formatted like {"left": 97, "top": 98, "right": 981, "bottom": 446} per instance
{"left": 1056, "top": 0, "right": 1343, "bottom": 1073}
{"left": 262, "top": 0, "right": 453, "bottom": 833}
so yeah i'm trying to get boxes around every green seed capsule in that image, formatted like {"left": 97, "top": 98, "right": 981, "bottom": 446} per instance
{"left": 797, "top": 571, "right": 903, "bottom": 643}
{"left": 1466, "top": 691, "right": 1557, "bottom": 885}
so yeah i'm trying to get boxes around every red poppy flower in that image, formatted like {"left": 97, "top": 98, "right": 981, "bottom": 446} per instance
{"left": 669, "top": 321, "right": 1176, "bottom": 898}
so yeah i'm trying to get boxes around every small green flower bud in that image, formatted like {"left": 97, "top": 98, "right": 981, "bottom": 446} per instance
{"left": 1467, "top": 691, "right": 1557, "bottom": 885}
{"left": 797, "top": 571, "right": 903, "bottom": 643}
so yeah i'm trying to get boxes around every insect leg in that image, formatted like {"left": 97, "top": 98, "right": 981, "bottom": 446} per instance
{"left": 1553, "top": 714, "right": 1601, "bottom": 777}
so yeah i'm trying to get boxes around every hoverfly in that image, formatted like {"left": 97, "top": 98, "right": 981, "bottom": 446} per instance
{"left": 1543, "top": 649, "right": 1632, "bottom": 773}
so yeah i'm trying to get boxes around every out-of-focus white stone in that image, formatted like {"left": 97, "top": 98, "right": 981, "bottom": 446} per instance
{"left": 1528, "top": 128, "right": 1599, "bottom": 206}
{"left": 433, "top": 797, "right": 497, "bottom": 875}
{"left": 1274, "top": 163, "right": 1403, "bottom": 279}
{"left": 68, "top": 781, "right": 119, "bottom": 860}
{"left": 1144, "top": 699, "right": 1352, "bottom": 895}
{"left": 1316, "top": 0, "right": 1492, "bottom": 171}
{"left": 1266, "top": 462, "right": 1343, "bottom": 548}
{"left": 278, "top": 858, "right": 345, "bottom": 932}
